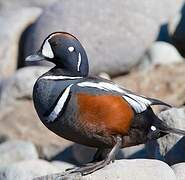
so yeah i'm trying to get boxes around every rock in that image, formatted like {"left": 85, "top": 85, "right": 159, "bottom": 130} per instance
{"left": 83, "top": 159, "right": 176, "bottom": 180}
{"left": 171, "top": 163, "right": 185, "bottom": 180}
{"left": 24, "top": 0, "right": 182, "bottom": 76}
{"left": 138, "top": 41, "right": 184, "bottom": 69}
{"left": 0, "top": 66, "right": 49, "bottom": 108}
{"left": 0, "top": 0, "right": 56, "bottom": 10}
{"left": 0, "top": 8, "right": 42, "bottom": 78}
{"left": 146, "top": 107, "right": 185, "bottom": 165}
{"left": 0, "top": 159, "right": 62, "bottom": 180}
{"left": 0, "top": 67, "right": 73, "bottom": 160}
{"left": 36, "top": 159, "right": 176, "bottom": 180}
{"left": 51, "top": 161, "right": 74, "bottom": 171}
{"left": 0, "top": 140, "right": 38, "bottom": 166}
{"left": 113, "top": 63, "right": 185, "bottom": 107}
{"left": 0, "top": 99, "right": 73, "bottom": 160}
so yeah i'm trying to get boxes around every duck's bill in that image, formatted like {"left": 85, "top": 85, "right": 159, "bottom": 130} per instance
{"left": 25, "top": 54, "right": 45, "bottom": 62}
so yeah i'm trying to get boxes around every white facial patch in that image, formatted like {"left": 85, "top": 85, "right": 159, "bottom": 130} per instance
{"left": 77, "top": 53, "right": 82, "bottom": 71}
{"left": 151, "top": 126, "right": 157, "bottom": 131}
{"left": 42, "top": 39, "right": 54, "bottom": 58}
{"left": 68, "top": 46, "right": 75, "bottom": 52}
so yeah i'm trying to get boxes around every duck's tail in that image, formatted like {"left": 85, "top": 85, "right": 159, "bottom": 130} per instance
{"left": 147, "top": 97, "right": 172, "bottom": 108}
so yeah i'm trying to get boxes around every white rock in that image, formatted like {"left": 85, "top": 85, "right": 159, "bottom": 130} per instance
{"left": 0, "top": 140, "right": 38, "bottom": 166}
{"left": 84, "top": 159, "right": 176, "bottom": 180}
{"left": 0, "top": 159, "right": 61, "bottom": 180}
{"left": 140, "top": 41, "right": 183, "bottom": 68}
{"left": 34, "top": 159, "right": 177, "bottom": 180}
{"left": 51, "top": 161, "right": 74, "bottom": 171}
{"left": 171, "top": 163, "right": 185, "bottom": 180}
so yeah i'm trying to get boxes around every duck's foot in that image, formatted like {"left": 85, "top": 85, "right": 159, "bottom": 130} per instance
{"left": 66, "top": 135, "right": 122, "bottom": 176}
{"left": 65, "top": 160, "right": 112, "bottom": 175}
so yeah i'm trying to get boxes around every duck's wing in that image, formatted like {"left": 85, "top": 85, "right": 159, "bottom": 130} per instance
{"left": 76, "top": 78, "right": 171, "bottom": 113}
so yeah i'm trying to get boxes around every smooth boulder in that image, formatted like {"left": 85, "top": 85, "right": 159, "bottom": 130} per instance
{"left": 172, "top": 163, "right": 185, "bottom": 180}
{"left": 138, "top": 41, "right": 184, "bottom": 69}
{"left": 0, "top": 160, "right": 63, "bottom": 180}
{"left": 36, "top": 159, "right": 176, "bottom": 180}
{"left": 24, "top": 0, "right": 182, "bottom": 76}
{"left": 0, "top": 140, "right": 38, "bottom": 166}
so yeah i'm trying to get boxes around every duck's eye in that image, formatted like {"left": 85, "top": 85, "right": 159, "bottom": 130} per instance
{"left": 68, "top": 46, "right": 75, "bottom": 52}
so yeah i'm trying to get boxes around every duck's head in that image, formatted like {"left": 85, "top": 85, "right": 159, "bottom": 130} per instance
{"left": 26, "top": 32, "right": 89, "bottom": 76}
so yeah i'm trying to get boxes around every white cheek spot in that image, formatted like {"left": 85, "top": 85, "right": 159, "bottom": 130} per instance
{"left": 77, "top": 53, "right": 82, "bottom": 71}
{"left": 42, "top": 39, "right": 54, "bottom": 58}
{"left": 68, "top": 46, "right": 75, "bottom": 52}
{"left": 151, "top": 126, "right": 157, "bottom": 131}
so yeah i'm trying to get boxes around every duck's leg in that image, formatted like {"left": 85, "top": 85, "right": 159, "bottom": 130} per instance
{"left": 66, "top": 135, "right": 122, "bottom": 175}
{"left": 92, "top": 148, "right": 111, "bottom": 162}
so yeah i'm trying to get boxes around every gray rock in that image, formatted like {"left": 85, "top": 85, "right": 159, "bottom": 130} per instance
{"left": 0, "top": 0, "right": 57, "bottom": 10}
{"left": 36, "top": 159, "right": 176, "bottom": 180}
{"left": 139, "top": 41, "right": 184, "bottom": 69}
{"left": 0, "top": 159, "right": 61, "bottom": 180}
{"left": 0, "top": 8, "right": 42, "bottom": 78}
{"left": 24, "top": 0, "right": 182, "bottom": 76}
{"left": 146, "top": 107, "right": 185, "bottom": 165}
{"left": 0, "top": 140, "right": 38, "bottom": 166}
{"left": 171, "top": 163, "right": 185, "bottom": 180}
{"left": 0, "top": 66, "right": 49, "bottom": 109}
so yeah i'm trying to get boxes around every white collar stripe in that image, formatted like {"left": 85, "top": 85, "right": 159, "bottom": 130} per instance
{"left": 41, "top": 76, "right": 82, "bottom": 80}
{"left": 47, "top": 84, "right": 73, "bottom": 122}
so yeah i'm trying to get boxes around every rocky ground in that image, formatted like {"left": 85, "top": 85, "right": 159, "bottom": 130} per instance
{"left": 0, "top": 0, "right": 185, "bottom": 179}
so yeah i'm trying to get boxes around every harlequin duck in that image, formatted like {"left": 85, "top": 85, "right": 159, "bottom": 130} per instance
{"left": 26, "top": 32, "right": 185, "bottom": 175}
